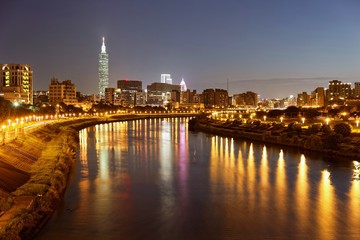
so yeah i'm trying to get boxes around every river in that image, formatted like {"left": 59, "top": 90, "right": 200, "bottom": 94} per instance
{"left": 37, "top": 117, "right": 360, "bottom": 239}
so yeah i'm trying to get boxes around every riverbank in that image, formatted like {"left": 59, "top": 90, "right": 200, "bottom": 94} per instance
{"left": 189, "top": 116, "right": 360, "bottom": 160}
{"left": 0, "top": 113, "right": 199, "bottom": 239}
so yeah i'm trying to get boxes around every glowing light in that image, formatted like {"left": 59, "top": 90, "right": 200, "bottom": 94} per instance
{"left": 301, "top": 117, "right": 305, "bottom": 124}
{"left": 99, "top": 37, "right": 109, "bottom": 98}
{"left": 353, "top": 161, "right": 360, "bottom": 180}
{"left": 326, "top": 118, "right": 330, "bottom": 125}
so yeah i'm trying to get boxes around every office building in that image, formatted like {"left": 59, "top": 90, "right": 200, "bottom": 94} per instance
{"left": 99, "top": 37, "right": 109, "bottom": 98}
{"left": 0, "top": 63, "right": 33, "bottom": 104}
{"left": 48, "top": 78, "right": 77, "bottom": 105}
{"left": 161, "top": 74, "right": 172, "bottom": 84}
{"left": 202, "top": 88, "right": 228, "bottom": 108}
{"left": 117, "top": 80, "right": 142, "bottom": 91}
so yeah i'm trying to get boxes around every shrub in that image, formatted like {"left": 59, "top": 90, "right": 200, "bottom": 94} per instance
{"left": 287, "top": 121, "right": 297, "bottom": 130}
{"left": 304, "top": 135, "right": 323, "bottom": 150}
{"left": 321, "top": 125, "right": 332, "bottom": 135}
{"left": 288, "top": 121, "right": 302, "bottom": 132}
{"left": 252, "top": 120, "right": 261, "bottom": 126}
{"left": 323, "top": 133, "right": 342, "bottom": 150}
{"left": 333, "top": 122, "right": 352, "bottom": 137}
{"left": 309, "top": 123, "right": 322, "bottom": 135}
{"left": 0, "top": 197, "right": 14, "bottom": 212}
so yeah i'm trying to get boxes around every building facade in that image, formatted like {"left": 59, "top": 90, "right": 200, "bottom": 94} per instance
{"left": 354, "top": 82, "right": 360, "bottom": 98}
{"left": 328, "top": 80, "right": 352, "bottom": 103}
{"left": 48, "top": 78, "right": 77, "bottom": 105}
{"left": 99, "top": 37, "right": 109, "bottom": 99}
{"left": 0, "top": 64, "right": 33, "bottom": 104}
{"left": 117, "top": 80, "right": 142, "bottom": 91}
{"left": 311, "top": 87, "right": 325, "bottom": 107}
{"left": 160, "top": 74, "right": 172, "bottom": 84}
{"left": 147, "top": 82, "right": 180, "bottom": 105}
{"left": 202, "top": 88, "right": 228, "bottom": 108}
{"left": 105, "top": 88, "right": 115, "bottom": 104}
{"left": 233, "top": 91, "right": 258, "bottom": 108}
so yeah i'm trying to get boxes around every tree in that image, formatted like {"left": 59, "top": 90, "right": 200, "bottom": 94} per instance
{"left": 284, "top": 106, "right": 300, "bottom": 118}
{"left": 333, "top": 122, "right": 352, "bottom": 137}
{"left": 303, "top": 108, "right": 320, "bottom": 119}
{"left": 327, "top": 108, "right": 340, "bottom": 118}
{"left": 267, "top": 109, "right": 284, "bottom": 118}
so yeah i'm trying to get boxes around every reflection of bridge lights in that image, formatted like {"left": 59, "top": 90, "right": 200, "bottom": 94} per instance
{"left": 353, "top": 161, "right": 360, "bottom": 181}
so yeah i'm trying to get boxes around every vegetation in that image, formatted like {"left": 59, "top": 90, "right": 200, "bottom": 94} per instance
{"left": 333, "top": 122, "right": 352, "bottom": 137}
{"left": 0, "top": 97, "right": 33, "bottom": 123}
{"left": 191, "top": 116, "right": 359, "bottom": 158}
{"left": 0, "top": 198, "right": 14, "bottom": 212}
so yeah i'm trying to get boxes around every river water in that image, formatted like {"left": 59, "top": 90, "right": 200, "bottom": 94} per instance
{"left": 38, "top": 117, "right": 360, "bottom": 239}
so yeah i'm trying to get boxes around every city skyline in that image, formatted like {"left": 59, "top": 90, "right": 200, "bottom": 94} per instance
{"left": 1, "top": 0, "right": 360, "bottom": 98}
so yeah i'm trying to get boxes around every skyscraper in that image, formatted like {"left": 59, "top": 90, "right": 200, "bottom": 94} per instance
{"left": 161, "top": 74, "right": 172, "bottom": 84}
{"left": 99, "top": 37, "right": 109, "bottom": 98}
{"left": 180, "top": 78, "right": 187, "bottom": 92}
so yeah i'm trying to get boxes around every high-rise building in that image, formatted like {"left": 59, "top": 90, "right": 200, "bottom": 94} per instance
{"left": 161, "top": 74, "right": 172, "bottom": 84}
{"left": 181, "top": 89, "right": 196, "bottom": 103}
{"left": 0, "top": 64, "right": 33, "bottom": 104}
{"left": 48, "top": 78, "right": 77, "bottom": 105}
{"left": 233, "top": 91, "right": 258, "bottom": 107}
{"left": 147, "top": 82, "right": 180, "bottom": 105}
{"left": 180, "top": 78, "right": 187, "bottom": 92}
{"left": 328, "top": 80, "right": 351, "bottom": 102}
{"left": 202, "top": 88, "right": 228, "bottom": 108}
{"left": 105, "top": 88, "right": 115, "bottom": 104}
{"left": 311, "top": 87, "right": 325, "bottom": 107}
{"left": 99, "top": 37, "right": 109, "bottom": 99}
{"left": 354, "top": 82, "right": 360, "bottom": 98}
{"left": 117, "top": 80, "right": 142, "bottom": 92}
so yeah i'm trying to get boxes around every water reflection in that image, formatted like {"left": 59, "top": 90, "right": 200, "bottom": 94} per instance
{"left": 38, "top": 118, "right": 360, "bottom": 240}
{"left": 295, "top": 154, "right": 309, "bottom": 235}
{"left": 349, "top": 169, "right": 360, "bottom": 237}
{"left": 275, "top": 150, "right": 287, "bottom": 229}
{"left": 317, "top": 169, "right": 336, "bottom": 239}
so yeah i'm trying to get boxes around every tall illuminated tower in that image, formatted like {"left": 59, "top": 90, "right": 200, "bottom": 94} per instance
{"left": 98, "top": 37, "right": 109, "bottom": 98}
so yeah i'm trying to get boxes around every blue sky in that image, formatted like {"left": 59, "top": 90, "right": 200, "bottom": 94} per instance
{"left": 1, "top": 0, "right": 360, "bottom": 98}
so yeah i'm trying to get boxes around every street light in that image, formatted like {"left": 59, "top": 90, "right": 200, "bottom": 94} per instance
{"left": 301, "top": 117, "right": 305, "bottom": 124}
{"left": 326, "top": 118, "right": 330, "bottom": 125}
{"left": 263, "top": 116, "right": 267, "bottom": 122}
{"left": 280, "top": 117, "right": 283, "bottom": 123}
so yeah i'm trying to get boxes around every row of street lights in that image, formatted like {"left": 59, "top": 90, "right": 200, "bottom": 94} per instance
{"left": 210, "top": 111, "right": 360, "bottom": 128}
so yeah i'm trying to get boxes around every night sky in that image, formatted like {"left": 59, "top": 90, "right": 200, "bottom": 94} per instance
{"left": 1, "top": 0, "right": 360, "bottom": 98}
